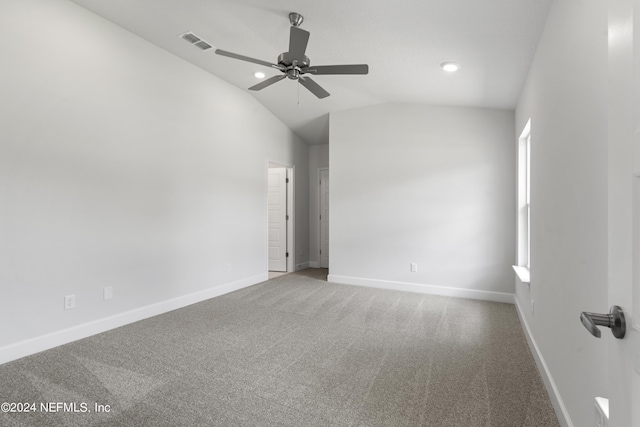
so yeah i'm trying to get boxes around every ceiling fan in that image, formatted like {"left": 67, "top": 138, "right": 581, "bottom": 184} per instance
{"left": 214, "top": 13, "right": 369, "bottom": 99}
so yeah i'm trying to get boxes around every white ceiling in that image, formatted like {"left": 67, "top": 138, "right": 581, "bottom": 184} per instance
{"left": 69, "top": 0, "right": 552, "bottom": 145}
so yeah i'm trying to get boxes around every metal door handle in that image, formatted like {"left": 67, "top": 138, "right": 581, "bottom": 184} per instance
{"left": 580, "top": 305, "right": 626, "bottom": 339}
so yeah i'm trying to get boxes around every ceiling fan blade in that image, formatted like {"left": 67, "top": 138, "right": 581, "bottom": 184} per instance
{"left": 249, "top": 75, "right": 286, "bottom": 91}
{"left": 303, "top": 64, "right": 369, "bottom": 75}
{"left": 299, "top": 76, "right": 330, "bottom": 99}
{"left": 215, "top": 49, "right": 281, "bottom": 69}
{"left": 288, "top": 26, "right": 310, "bottom": 58}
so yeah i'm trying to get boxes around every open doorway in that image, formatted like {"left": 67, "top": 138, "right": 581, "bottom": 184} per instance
{"left": 267, "top": 162, "right": 294, "bottom": 276}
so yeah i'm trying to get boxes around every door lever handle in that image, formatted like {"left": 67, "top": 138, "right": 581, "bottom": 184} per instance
{"left": 580, "top": 305, "right": 626, "bottom": 339}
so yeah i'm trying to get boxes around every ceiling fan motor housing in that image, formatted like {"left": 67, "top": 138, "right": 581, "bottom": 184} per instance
{"left": 278, "top": 52, "right": 310, "bottom": 79}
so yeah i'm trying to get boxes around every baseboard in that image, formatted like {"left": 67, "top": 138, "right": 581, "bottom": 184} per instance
{"left": 514, "top": 299, "right": 573, "bottom": 427}
{"left": 295, "top": 262, "right": 310, "bottom": 271}
{"left": 0, "top": 273, "right": 268, "bottom": 365}
{"left": 327, "top": 274, "right": 515, "bottom": 304}
{"left": 308, "top": 261, "right": 321, "bottom": 268}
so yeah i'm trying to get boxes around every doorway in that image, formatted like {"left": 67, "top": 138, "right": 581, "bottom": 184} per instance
{"left": 267, "top": 162, "right": 294, "bottom": 274}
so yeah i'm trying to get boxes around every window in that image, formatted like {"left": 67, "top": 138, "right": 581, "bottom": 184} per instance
{"left": 514, "top": 119, "right": 531, "bottom": 284}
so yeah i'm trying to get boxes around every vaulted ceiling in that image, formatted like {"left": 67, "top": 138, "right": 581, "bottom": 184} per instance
{"left": 70, "top": 0, "right": 552, "bottom": 145}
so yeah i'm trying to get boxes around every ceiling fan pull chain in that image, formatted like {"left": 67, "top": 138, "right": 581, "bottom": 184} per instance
{"left": 297, "top": 79, "right": 300, "bottom": 106}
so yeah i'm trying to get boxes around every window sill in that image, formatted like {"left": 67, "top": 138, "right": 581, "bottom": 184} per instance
{"left": 512, "top": 265, "right": 530, "bottom": 285}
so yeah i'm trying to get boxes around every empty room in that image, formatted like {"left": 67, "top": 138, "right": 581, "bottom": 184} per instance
{"left": 1, "top": 0, "right": 638, "bottom": 426}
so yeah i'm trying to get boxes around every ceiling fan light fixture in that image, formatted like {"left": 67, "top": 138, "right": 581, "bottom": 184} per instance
{"left": 254, "top": 71, "right": 266, "bottom": 79}
{"left": 441, "top": 62, "right": 460, "bottom": 72}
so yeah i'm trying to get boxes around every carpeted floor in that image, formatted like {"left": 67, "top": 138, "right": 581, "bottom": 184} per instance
{"left": 0, "top": 269, "right": 559, "bottom": 426}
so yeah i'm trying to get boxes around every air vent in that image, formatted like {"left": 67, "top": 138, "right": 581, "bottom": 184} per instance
{"left": 194, "top": 40, "right": 213, "bottom": 50}
{"left": 179, "top": 32, "right": 214, "bottom": 51}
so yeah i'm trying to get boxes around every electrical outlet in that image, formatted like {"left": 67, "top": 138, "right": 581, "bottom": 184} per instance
{"left": 531, "top": 300, "right": 535, "bottom": 317}
{"left": 410, "top": 263, "right": 418, "bottom": 272}
{"left": 64, "top": 294, "right": 76, "bottom": 310}
{"left": 103, "top": 286, "right": 113, "bottom": 300}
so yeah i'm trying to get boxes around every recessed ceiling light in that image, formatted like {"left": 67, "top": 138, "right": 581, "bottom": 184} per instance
{"left": 441, "top": 62, "right": 460, "bottom": 72}
{"left": 254, "top": 71, "right": 265, "bottom": 79}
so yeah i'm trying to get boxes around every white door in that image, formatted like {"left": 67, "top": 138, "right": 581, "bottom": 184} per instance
{"left": 268, "top": 167, "right": 287, "bottom": 272}
{"left": 607, "top": 0, "right": 640, "bottom": 424}
{"left": 320, "top": 169, "right": 329, "bottom": 268}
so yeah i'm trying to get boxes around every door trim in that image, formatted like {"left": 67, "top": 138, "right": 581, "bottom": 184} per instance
{"left": 319, "top": 168, "right": 329, "bottom": 269}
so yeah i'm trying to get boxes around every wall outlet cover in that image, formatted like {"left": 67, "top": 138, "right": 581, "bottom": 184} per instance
{"left": 531, "top": 300, "right": 535, "bottom": 316}
{"left": 64, "top": 294, "right": 76, "bottom": 310}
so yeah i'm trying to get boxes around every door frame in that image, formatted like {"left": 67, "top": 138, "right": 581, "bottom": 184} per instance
{"left": 267, "top": 160, "right": 295, "bottom": 273}
{"left": 318, "top": 168, "right": 329, "bottom": 269}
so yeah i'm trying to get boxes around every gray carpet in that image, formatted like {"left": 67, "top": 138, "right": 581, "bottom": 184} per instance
{"left": 0, "top": 269, "right": 559, "bottom": 426}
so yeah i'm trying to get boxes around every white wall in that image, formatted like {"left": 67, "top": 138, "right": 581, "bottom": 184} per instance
{"left": 0, "top": 0, "right": 308, "bottom": 363}
{"left": 514, "top": 0, "right": 608, "bottom": 426}
{"left": 308, "top": 144, "right": 329, "bottom": 267}
{"left": 329, "top": 104, "right": 515, "bottom": 301}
